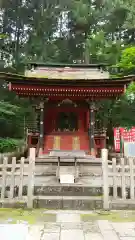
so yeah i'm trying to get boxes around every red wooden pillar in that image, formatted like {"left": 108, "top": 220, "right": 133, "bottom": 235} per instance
{"left": 89, "top": 102, "right": 96, "bottom": 156}
{"left": 39, "top": 101, "right": 44, "bottom": 155}
{"left": 86, "top": 109, "right": 90, "bottom": 131}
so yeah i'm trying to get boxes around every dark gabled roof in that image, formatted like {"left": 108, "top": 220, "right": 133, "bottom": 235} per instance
{"left": 26, "top": 62, "right": 108, "bottom": 68}
{"left": 1, "top": 72, "right": 133, "bottom": 98}
{"left": 0, "top": 72, "right": 135, "bottom": 88}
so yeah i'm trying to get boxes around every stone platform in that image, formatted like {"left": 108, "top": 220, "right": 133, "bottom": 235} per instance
{"left": 33, "top": 184, "right": 103, "bottom": 209}
{"left": 26, "top": 163, "right": 103, "bottom": 210}
{"left": 1, "top": 211, "right": 135, "bottom": 239}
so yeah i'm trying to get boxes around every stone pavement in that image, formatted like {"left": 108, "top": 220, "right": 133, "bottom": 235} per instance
{"left": 0, "top": 211, "right": 135, "bottom": 239}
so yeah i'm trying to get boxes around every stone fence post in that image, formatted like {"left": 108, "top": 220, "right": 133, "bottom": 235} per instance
{"left": 101, "top": 148, "right": 109, "bottom": 210}
{"left": 27, "top": 148, "right": 35, "bottom": 208}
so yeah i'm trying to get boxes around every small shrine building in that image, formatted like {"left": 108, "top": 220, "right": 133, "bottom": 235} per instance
{"left": 0, "top": 63, "right": 134, "bottom": 157}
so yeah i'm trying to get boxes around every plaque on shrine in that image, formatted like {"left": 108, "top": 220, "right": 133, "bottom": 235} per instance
{"left": 124, "top": 142, "right": 135, "bottom": 157}
{"left": 60, "top": 174, "right": 74, "bottom": 184}
{"left": 49, "top": 150, "right": 86, "bottom": 157}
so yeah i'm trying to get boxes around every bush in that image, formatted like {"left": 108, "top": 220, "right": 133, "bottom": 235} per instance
{"left": 0, "top": 138, "right": 24, "bottom": 153}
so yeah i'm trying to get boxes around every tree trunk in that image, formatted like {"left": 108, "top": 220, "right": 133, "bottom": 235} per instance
{"left": 1, "top": 9, "right": 7, "bottom": 60}
{"left": 84, "top": 32, "right": 90, "bottom": 64}
{"left": 14, "top": 0, "right": 22, "bottom": 70}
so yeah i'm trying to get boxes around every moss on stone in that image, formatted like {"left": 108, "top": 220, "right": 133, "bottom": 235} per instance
{"left": 0, "top": 208, "right": 56, "bottom": 224}
{"left": 81, "top": 210, "right": 135, "bottom": 222}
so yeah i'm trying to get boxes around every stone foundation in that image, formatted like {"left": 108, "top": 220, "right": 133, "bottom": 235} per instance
{"left": 33, "top": 198, "right": 103, "bottom": 210}
{"left": 110, "top": 202, "right": 135, "bottom": 210}
{"left": 34, "top": 186, "right": 102, "bottom": 196}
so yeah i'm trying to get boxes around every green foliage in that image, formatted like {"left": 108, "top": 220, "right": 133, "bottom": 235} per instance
{"left": 126, "top": 82, "right": 135, "bottom": 95}
{"left": 96, "top": 96, "right": 135, "bottom": 144}
{"left": 0, "top": 138, "right": 24, "bottom": 153}
{"left": 1, "top": 0, "right": 135, "bottom": 145}
{"left": 0, "top": 34, "right": 8, "bottom": 39}
{"left": 0, "top": 101, "right": 19, "bottom": 116}
{"left": 1, "top": 0, "right": 135, "bottom": 67}
{"left": 111, "top": 96, "right": 135, "bottom": 128}
{"left": 0, "top": 83, "right": 34, "bottom": 138}
{"left": 117, "top": 47, "right": 135, "bottom": 75}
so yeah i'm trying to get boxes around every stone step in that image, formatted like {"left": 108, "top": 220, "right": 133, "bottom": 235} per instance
{"left": 33, "top": 195, "right": 103, "bottom": 210}
{"left": 34, "top": 185, "right": 102, "bottom": 196}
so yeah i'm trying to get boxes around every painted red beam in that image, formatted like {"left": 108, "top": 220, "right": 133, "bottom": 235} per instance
{"left": 10, "top": 84, "right": 124, "bottom": 94}
{"left": 14, "top": 92, "right": 122, "bottom": 100}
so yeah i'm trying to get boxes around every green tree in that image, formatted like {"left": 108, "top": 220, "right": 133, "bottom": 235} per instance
{"left": 117, "top": 47, "right": 135, "bottom": 75}
{"left": 1, "top": 0, "right": 135, "bottom": 143}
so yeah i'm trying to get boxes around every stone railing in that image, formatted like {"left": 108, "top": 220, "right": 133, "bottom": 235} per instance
{"left": 102, "top": 148, "right": 135, "bottom": 210}
{"left": 0, "top": 144, "right": 27, "bottom": 163}
{"left": 0, "top": 148, "right": 35, "bottom": 208}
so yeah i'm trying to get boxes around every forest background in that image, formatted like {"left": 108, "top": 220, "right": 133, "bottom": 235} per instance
{"left": 1, "top": 0, "right": 135, "bottom": 151}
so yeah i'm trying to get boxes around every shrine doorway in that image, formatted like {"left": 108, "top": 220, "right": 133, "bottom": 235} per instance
{"left": 44, "top": 105, "right": 89, "bottom": 153}
{"left": 56, "top": 112, "right": 78, "bottom": 132}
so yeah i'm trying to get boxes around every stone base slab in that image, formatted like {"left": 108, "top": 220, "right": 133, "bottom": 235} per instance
{"left": 34, "top": 186, "right": 102, "bottom": 196}
{"left": 33, "top": 197, "right": 103, "bottom": 210}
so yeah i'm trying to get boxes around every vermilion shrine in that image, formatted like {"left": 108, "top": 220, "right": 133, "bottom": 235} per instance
{"left": 0, "top": 63, "right": 134, "bottom": 157}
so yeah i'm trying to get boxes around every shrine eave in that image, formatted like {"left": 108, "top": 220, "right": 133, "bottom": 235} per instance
{"left": 0, "top": 72, "right": 135, "bottom": 86}
{"left": 10, "top": 84, "right": 124, "bottom": 98}
{"left": 0, "top": 72, "right": 135, "bottom": 98}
